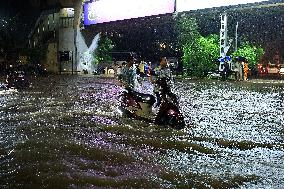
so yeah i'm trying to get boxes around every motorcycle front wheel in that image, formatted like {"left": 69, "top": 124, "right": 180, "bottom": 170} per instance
{"left": 167, "top": 114, "right": 185, "bottom": 130}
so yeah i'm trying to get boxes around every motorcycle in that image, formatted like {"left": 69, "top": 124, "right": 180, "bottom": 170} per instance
{"left": 5, "top": 71, "right": 29, "bottom": 89}
{"left": 117, "top": 79, "right": 185, "bottom": 130}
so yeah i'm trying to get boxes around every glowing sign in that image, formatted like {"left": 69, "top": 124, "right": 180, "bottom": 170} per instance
{"left": 176, "top": 0, "right": 270, "bottom": 12}
{"left": 60, "top": 8, "right": 74, "bottom": 17}
{"left": 84, "top": 0, "right": 175, "bottom": 25}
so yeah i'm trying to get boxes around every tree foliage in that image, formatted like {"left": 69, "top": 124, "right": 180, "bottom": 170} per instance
{"left": 24, "top": 45, "right": 46, "bottom": 65}
{"left": 175, "top": 14, "right": 219, "bottom": 77}
{"left": 175, "top": 14, "right": 200, "bottom": 50}
{"left": 232, "top": 42, "right": 264, "bottom": 68}
{"left": 0, "top": 16, "right": 19, "bottom": 60}
{"left": 0, "top": 14, "right": 38, "bottom": 65}
{"left": 93, "top": 36, "right": 114, "bottom": 64}
{"left": 183, "top": 34, "right": 219, "bottom": 77}
{"left": 175, "top": 14, "right": 265, "bottom": 77}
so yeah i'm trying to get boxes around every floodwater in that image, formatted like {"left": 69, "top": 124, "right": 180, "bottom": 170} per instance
{"left": 0, "top": 75, "right": 283, "bottom": 189}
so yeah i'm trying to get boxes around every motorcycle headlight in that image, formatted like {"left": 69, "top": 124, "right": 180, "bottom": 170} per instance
{"left": 168, "top": 109, "right": 176, "bottom": 115}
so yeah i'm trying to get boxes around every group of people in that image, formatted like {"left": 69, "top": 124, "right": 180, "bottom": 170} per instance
{"left": 137, "top": 61, "right": 152, "bottom": 77}
{"left": 221, "top": 57, "right": 250, "bottom": 81}
{"left": 118, "top": 56, "right": 176, "bottom": 108}
{"left": 234, "top": 58, "right": 249, "bottom": 81}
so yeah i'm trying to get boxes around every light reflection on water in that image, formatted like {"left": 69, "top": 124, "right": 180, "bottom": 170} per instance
{"left": 0, "top": 75, "right": 283, "bottom": 188}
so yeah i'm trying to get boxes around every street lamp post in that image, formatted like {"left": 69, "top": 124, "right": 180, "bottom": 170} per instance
{"left": 235, "top": 22, "right": 239, "bottom": 52}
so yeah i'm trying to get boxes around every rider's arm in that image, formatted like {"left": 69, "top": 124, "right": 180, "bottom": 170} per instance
{"left": 149, "top": 74, "right": 154, "bottom": 84}
{"left": 118, "top": 67, "right": 128, "bottom": 86}
{"left": 149, "top": 69, "right": 159, "bottom": 84}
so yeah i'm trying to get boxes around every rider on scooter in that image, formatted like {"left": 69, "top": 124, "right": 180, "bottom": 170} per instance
{"left": 150, "top": 57, "right": 177, "bottom": 107}
{"left": 118, "top": 57, "right": 185, "bottom": 128}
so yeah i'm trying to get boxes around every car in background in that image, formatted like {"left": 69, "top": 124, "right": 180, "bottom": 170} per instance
{"left": 258, "top": 63, "right": 281, "bottom": 77}
{"left": 266, "top": 63, "right": 280, "bottom": 74}
{"left": 96, "top": 52, "right": 138, "bottom": 75}
{"left": 257, "top": 64, "right": 266, "bottom": 75}
{"left": 110, "top": 52, "right": 138, "bottom": 65}
{"left": 279, "top": 64, "right": 284, "bottom": 76}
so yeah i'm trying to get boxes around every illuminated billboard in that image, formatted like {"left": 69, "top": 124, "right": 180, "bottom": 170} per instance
{"left": 84, "top": 0, "right": 175, "bottom": 25}
{"left": 176, "top": 0, "right": 270, "bottom": 12}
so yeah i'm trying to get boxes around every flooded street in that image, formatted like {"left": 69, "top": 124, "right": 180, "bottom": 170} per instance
{"left": 0, "top": 75, "right": 283, "bottom": 189}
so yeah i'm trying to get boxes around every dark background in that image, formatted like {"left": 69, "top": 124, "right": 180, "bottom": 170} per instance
{"left": 1, "top": 0, "right": 283, "bottom": 62}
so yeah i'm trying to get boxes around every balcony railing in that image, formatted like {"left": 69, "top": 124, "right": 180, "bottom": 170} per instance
{"left": 59, "top": 17, "right": 74, "bottom": 28}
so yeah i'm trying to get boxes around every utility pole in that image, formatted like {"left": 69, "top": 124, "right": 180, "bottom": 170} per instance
{"left": 220, "top": 13, "right": 228, "bottom": 58}
{"left": 219, "top": 13, "right": 229, "bottom": 74}
{"left": 235, "top": 22, "right": 239, "bottom": 52}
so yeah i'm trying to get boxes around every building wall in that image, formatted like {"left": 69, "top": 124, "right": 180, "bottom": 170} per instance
{"left": 45, "top": 42, "right": 59, "bottom": 73}
{"left": 29, "top": 3, "right": 83, "bottom": 74}
{"left": 29, "top": 9, "right": 77, "bottom": 74}
{"left": 58, "top": 27, "right": 75, "bottom": 73}
{"left": 30, "top": 12, "right": 60, "bottom": 47}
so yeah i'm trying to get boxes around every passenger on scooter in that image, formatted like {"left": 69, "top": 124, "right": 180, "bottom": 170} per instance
{"left": 120, "top": 56, "right": 137, "bottom": 90}
{"left": 150, "top": 57, "right": 177, "bottom": 107}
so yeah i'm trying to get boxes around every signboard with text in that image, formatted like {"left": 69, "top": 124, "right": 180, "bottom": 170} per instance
{"left": 84, "top": 0, "right": 175, "bottom": 25}
{"left": 176, "top": 0, "right": 270, "bottom": 12}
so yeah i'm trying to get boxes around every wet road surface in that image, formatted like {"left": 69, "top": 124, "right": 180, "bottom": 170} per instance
{"left": 0, "top": 75, "right": 283, "bottom": 188}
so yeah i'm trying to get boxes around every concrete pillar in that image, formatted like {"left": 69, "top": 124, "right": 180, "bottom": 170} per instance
{"left": 73, "top": 0, "right": 83, "bottom": 29}
{"left": 73, "top": 0, "right": 83, "bottom": 73}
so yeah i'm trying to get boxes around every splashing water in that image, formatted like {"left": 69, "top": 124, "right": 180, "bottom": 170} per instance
{"left": 77, "top": 30, "right": 100, "bottom": 73}
{"left": 0, "top": 76, "right": 283, "bottom": 188}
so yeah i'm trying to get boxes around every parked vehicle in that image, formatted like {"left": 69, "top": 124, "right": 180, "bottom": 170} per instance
{"left": 5, "top": 70, "right": 29, "bottom": 89}
{"left": 258, "top": 63, "right": 281, "bottom": 77}
{"left": 110, "top": 52, "right": 138, "bottom": 66}
{"left": 279, "top": 64, "right": 284, "bottom": 75}
{"left": 96, "top": 52, "right": 139, "bottom": 75}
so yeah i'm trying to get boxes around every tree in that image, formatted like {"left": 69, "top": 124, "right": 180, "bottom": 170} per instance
{"left": 175, "top": 14, "right": 200, "bottom": 49}
{"left": 0, "top": 16, "right": 18, "bottom": 62}
{"left": 183, "top": 34, "right": 219, "bottom": 77}
{"left": 232, "top": 42, "right": 264, "bottom": 68}
{"left": 0, "top": 13, "right": 38, "bottom": 68}
{"left": 175, "top": 14, "right": 219, "bottom": 77}
{"left": 93, "top": 35, "right": 114, "bottom": 64}
{"left": 24, "top": 45, "right": 46, "bottom": 66}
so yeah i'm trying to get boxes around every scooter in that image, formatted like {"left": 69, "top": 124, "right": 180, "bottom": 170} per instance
{"left": 117, "top": 80, "right": 185, "bottom": 130}
{"left": 5, "top": 71, "right": 29, "bottom": 89}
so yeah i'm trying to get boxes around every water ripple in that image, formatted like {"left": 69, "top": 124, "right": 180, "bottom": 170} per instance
{"left": 0, "top": 76, "right": 283, "bottom": 188}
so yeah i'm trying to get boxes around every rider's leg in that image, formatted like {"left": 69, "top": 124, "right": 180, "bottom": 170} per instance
{"left": 154, "top": 92, "right": 161, "bottom": 107}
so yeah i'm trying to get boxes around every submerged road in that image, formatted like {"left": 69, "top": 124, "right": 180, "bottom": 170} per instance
{"left": 0, "top": 75, "right": 283, "bottom": 188}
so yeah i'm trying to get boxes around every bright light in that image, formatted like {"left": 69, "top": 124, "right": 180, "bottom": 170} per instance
{"left": 84, "top": 0, "right": 175, "bottom": 25}
{"left": 108, "top": 69, "right": 114, "bottom": 75}
{"left": 176, "top": 0, "right": 270, "bottom": 12}
{"left": 160, "top": 43, "right": 167, "bottom": 49}
{"left": 60, "top": 8, "right": 74, "bottom": 17}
